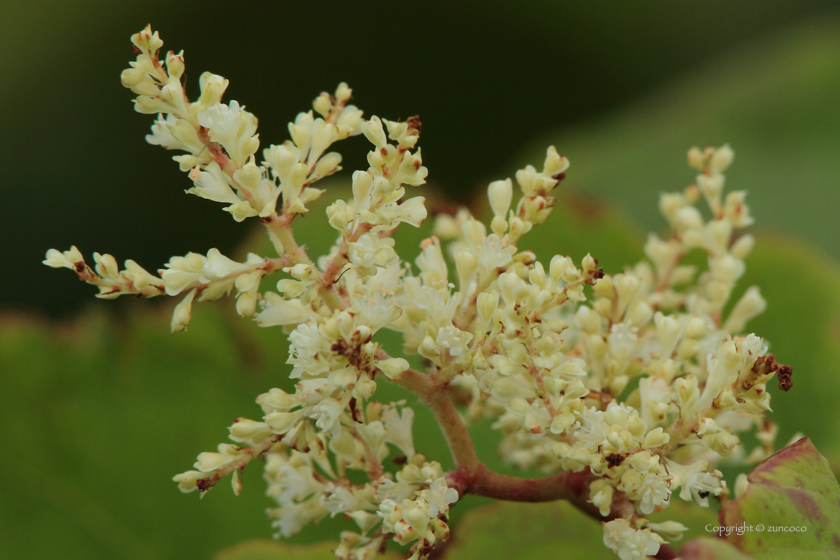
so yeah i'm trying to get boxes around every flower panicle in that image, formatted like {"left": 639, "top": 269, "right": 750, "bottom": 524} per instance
{"left": 44, "top": 26, "right": 793, "bottom": 560}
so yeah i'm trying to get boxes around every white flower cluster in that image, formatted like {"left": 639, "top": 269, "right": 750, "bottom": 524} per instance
{"left": 46, "top": 26, "right": 793, "bottom": 560}
{"left": 258, "top": 402, "right": 457, "bottom": 560}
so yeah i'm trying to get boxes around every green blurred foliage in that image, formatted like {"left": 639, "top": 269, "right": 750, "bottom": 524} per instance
{"left": 211, "top": 540, "right": 400, "bottom": 560}
{"left": 438, "top": 501, "right": 615, "bottom": 560}
{"left": 518, "top": 16, "right": 840, "bottom": 263}
{"left": 3, "top": 1, "right": 838, "bottom": 317}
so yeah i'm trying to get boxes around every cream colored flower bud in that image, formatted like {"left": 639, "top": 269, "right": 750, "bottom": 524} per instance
{"left": 327, "top": 200, "right": 351, "bottom": 232}
{"left": 498, "top": 271, "right": 522, "bottom": 304}
{"left": 648, "top": 521, "right": 688, "bottom": 542}
{"left": 709, "top": 254, "right": 745, "bottom": 283}
{"left": 418, "top": 335, "right": 440, "bottom": 359}
{"left": 276, "top": 279, "right": 304, "bottom": 297}
{"left": 165, "top": 50, "right": 185, "bottom": 79}
{"left": 562, "top": 264, "right": 583, "bottom": 285}
{"left": 256, "top": 388, "right": 296, "bottom": 413}
{"left": 196, "top": 72, "right": 229, "bottom": 109}
{"left": 310, "top": 120, "right": 337, "bottom": 157}
{"left": 606, "top": 375, "right": 629, "bottom": 396}
{"left": 528, "top": 262, "right": 546, "bottom": 288}
{"left": 172, "top": 470, "right": 204, "bottom": 493}
{"left": 707, "top": 219, "right": 732, "bottom": 254}
{"left": 543, "top": 145, "right": 569, "bottom": 175}
{"left": 313, "top": 92, "right": 332, "bottom": 116}
{"left": 256, "top": 293, "right": 312, "bottom": 326}
{"left": 549, "top": 411, "right": 575, "bottom": 435}
{"left": 285, "top": 264, "right": 312, "bottom": 280}
{"left": 581, "top": 254, "right": 597, "bottom": 274}
{"left": 675, "top": 375, "right": 699, "bottom": 418}
{"left": 709, "top": 144, "right": 734, "bottom": 174}
{"left": 724, "top": 190, "right": 754, "bottom": 227}
{"left": 687, "top": 146, "right": 705, "bottom": 170}
{"left": 549, "top": 255, "right": 570, "bottom": 284}
{"left": 659, "top": 192, "right": 685, "bottom": 220}
{"left": 576, "top": 306, "right": 600, "bottom": 334}
{"left": 361, "top": 116, "right": 387, "bottom": 148}
{"left": 627, "top": 415, "right": 646, "bottom": 438}
{"left": 236, "top": 291, "right": 258, "bottom": 317}
{"left": 462, "top": 218, "right": 486, "bottom": 245}
{"left": 204, "top": 248, "right": 248, "bottom": 280}
{"left": 351, "top": 170, "right": 373, "bottom": 206}
{"left": 133, "top": 95, "right": 165, "bottom": 114}
{"left": 121, "top": 69, "right": 159, "bottom": 96}
{"left": 314, "top": 152, "right": 342, "bottom": 178}
{"left": 455, "top": 250, "right": 478, "bottom": 290}
{"left": 120, "top": 68, "right": 145, "bottom": 88}
{"left": 642, "top": 428, "right": 670, "bottom": 449}
{"left": 734, "top": 473, "right": 749, "bottom": 498}
{"left": 265, "top": 411, "right": 302, "bottom": 434}
{"left": 616, "top": 273, "right": 640, "bottom": 303}
{"left": 515, "top": 166, "right": 537, "bottom": 197}
{"left": 491, "top": 376, "right": 535, "bottom": 400}
{"left": 626, "top": 301, "right": 653, "bottom": 327}
{"left": 171, "top": 289, "right": 196, "bottom": 333}
{"left": 92, "top": 252, "right": 118, "bottom": 279}
{"left": 429, "top": 215, "right": 457, "bottom": 240}
{"left": 654, "top": 312, "right": 680, "bottom": 350}
{"left": 730, "top": 233, "right": 755, "bottom": 259}
{"left": 354, "top": 378, "right": 377, "bottom": 400}
{"left": 674, "top": 206, "right": 703, "bottom": 231}
{"left": 135, "top": 25, "right": 164, "bottom": 52}
{"left": 378, "top": 358, "right": 409, "bottom": 380}
{"left": 194, "top": 451, "right": 231, "bottom": 472}
{"left": 402, "top": 502, "right": 430, "bottom": 537}
{"left": 488, "top": 179, "right": 513, "bottom": 219}
{"left": 684, "top": 316, "right": 708, "bottom": 339}
{"left": 508, "top": 216, "right": 532, "bottom": 238}
{"left": 490, "top": 216, "right": 508, "bottom": 237}
{"left": 697, "top": 174, "right": 724, "bottom": 203}
{"left": 477, "top": 292, "right": 499, "bottom": 323}
{"left": 335, "top": 82, "right": 352, "bottom": 103}
{"left": 44, "top": 247, "right": 80, "bottom": 269}
{"left": 229, "top": 418, "right": 271, "bottom": 443}
{"left": 400, "top": 197, "right": 427, "bottom": 227}
{"left": 724, "top": 286, "right": 766, "bottom": 333}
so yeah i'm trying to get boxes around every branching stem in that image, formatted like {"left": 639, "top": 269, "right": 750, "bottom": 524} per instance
{"left": 196, "top": 435, "right": 282, "bottom": 493}
{"left": 391, "top": 363, "right": 634, "bottom": 527}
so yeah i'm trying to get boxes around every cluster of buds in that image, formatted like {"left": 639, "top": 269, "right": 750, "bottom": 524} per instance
{"left": 45, "top": 26, "right": 792, "bottom": 560}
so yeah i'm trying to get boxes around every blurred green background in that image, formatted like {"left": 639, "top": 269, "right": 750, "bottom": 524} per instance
{"left": 5, "top": 0, "right": 840, "bottom": 317}
{"left": 2, "top": 1, "right": 840, "bottom": 559}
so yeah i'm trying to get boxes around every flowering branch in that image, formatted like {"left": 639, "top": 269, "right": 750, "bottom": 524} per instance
{"left": 45, "top": 26, "right": 794, "bottom": 560}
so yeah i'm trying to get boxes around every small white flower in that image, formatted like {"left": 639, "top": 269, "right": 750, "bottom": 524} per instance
{"left": 603, "top": 520, "right": 662, "bottom": 560}
{"left": 436, "top": 324, "right": 473, "bottom": 357}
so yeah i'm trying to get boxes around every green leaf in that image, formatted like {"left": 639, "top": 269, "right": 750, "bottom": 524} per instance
{"left": 722, "top": 438, "right": 840, "bottom": 555}
{"left": 213, "top": 540, "right": 339, "bottom": 560}
{"left": 681, "top": 538, "right": 752, "bottom": 560}
{"left": 437, "top": 500, "right": 615, "bottom": 560}
{"left": 682, "top": 438, "right": 840, "bottom": 559}
{"left": 211, "top": 539, "right": 403, "bottom": 560}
